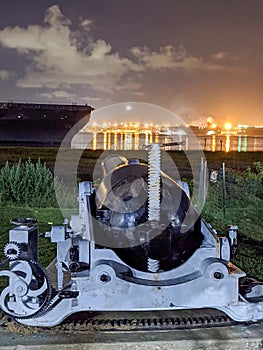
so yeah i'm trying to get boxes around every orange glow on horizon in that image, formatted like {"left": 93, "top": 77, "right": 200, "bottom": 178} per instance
{"left": 224, "top": 122, "right": 232, "bottom": 130}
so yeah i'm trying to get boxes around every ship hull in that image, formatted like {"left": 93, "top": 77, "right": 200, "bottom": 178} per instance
{"left": 0, "top": 102, "right": 94, "bottom": 147}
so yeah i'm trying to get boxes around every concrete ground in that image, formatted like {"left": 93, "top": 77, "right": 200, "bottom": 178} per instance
{"left": 0, "top": 321, "right": 262, "bottom": 350}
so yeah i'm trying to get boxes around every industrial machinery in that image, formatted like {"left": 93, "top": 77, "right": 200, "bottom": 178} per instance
{"left": 0, "top": 144, "right": 262, "bottom": 327}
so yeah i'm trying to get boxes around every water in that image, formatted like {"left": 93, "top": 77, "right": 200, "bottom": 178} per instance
{"left": 72, "top": 132, "right": 263, "bottom": 152}
{"left": 197, "top": 134, "right": 263, "bottom": 152}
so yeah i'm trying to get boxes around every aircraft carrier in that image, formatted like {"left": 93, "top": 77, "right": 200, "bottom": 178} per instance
{"left": 0, "top": 101, "right": 94, "bottom": 147}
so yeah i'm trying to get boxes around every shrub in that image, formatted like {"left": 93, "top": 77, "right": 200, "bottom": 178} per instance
{"left": 202, "top": 163, "right": 263, "bottom": 279}
{"left": 0, "top": 159, "right": 77, "bottom": 208}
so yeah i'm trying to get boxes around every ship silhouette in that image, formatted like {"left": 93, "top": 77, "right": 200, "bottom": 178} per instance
{"left": 0, "top": 101, "right": 94, "bottom": 147}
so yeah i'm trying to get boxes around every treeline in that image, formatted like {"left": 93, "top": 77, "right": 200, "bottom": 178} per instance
{"left": 0, "top": 159, "right": 77, "bottom": 208}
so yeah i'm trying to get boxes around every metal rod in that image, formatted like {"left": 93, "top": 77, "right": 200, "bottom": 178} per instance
{"left": 222, "top": 162, "right": 227, "bottom": 218}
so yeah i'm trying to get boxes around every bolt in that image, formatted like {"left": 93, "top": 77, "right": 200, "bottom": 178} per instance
{"left": 214, "top": 271, "right": 223, "bottom": 280}
{"left": 100, "top": 273, "right": 111, "bottom": 283}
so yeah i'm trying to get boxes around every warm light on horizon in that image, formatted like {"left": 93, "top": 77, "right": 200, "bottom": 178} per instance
{"left": 224, "top": 122, "right": 232, "bottom": 130}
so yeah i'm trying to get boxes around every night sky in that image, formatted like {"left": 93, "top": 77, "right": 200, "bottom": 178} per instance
{"left": 0, "top": 0, "right": 262, "bottom": 126}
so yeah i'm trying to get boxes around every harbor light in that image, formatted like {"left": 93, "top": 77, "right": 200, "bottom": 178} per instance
{"left": 224, "top": 122, "right": 232, "bottom": 131}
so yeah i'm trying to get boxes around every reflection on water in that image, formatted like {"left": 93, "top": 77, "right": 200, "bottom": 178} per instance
{"left": 225, "top": 135, "right": 231, "bottom": 153}
{"left": 72, "top": 132, "right": 263, "bottom": 152}
{"left": 237, "top": 135, "right": 247, "bottom": 152}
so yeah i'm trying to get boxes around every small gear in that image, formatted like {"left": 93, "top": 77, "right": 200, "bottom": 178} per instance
{"left": 4, "top": 242, "right": 21, "bottom": 260}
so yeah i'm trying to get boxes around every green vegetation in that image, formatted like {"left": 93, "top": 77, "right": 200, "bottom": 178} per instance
{"left": 0, "top": 147, "right": 262, "bottom": 181}
{"left": 0, "top": 159, "right": 77, "bottom": 208}
{"left": 202, "top": 161, "right": 263, "bottom": 279}
{"left": 0, "top": 207, "right": 76, "bottom": 267}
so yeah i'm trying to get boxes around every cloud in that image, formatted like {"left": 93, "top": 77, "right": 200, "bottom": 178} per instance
{"left": 80, "top": 96, "right": 102, "bottom": 102}
{"left": 0, "top": 5, "right": 141, "bottom": 93}
{"left": 0, "top": 69, "right": 10, "bottom": 80}
{"left": 39, "top": 90, "right": 75, "bottom": 99}
{"left": 130, "top": 45, "right": 225, "bottom": 71}
{"left": 44, "top": 4, "right": 71, "bottom": 27}
{"left": 0, "top": 5, "right": 229, "bottom": 96}
{"left": 39, "top": 90, "right": 104, "bottom": 106}
{"left": 212, "top": 51, "right": 228, "bottom": 60}
{"left": 80, "top": 19, "right": 93, "bottom": 31}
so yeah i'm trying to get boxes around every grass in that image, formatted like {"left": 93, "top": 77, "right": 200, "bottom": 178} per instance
{"left": 0, "top": 147, "right": 262, "bottom": 181}
{"left": 226, "top": 204, "right": 263, "bottom": 280}
{"left": 0, "top": 207, "right": 76, "bottom": 267}
{"left": 202, "top": 172, "right": 263, "bottom": 280}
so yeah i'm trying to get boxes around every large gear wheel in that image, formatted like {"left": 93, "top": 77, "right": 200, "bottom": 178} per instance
{"left": 0, "top": 257, "right": 53, "bottom": 319}
{"left": 4, "top": 242, "right": 21, "bottom": 260}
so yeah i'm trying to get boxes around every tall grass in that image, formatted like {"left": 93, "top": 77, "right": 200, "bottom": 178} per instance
{"left": 202, "top": 162, "right": 263, "bottom": 279}
{"left": 0, "top": 159, "right": 77, "bottom": 208}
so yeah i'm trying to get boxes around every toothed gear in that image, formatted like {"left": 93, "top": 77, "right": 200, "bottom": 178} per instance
{"left": 4, "top": 242, "right": 21, "bottom": 260}
{"left": 0, "top": 257, "right": 53, "bottom": 319}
